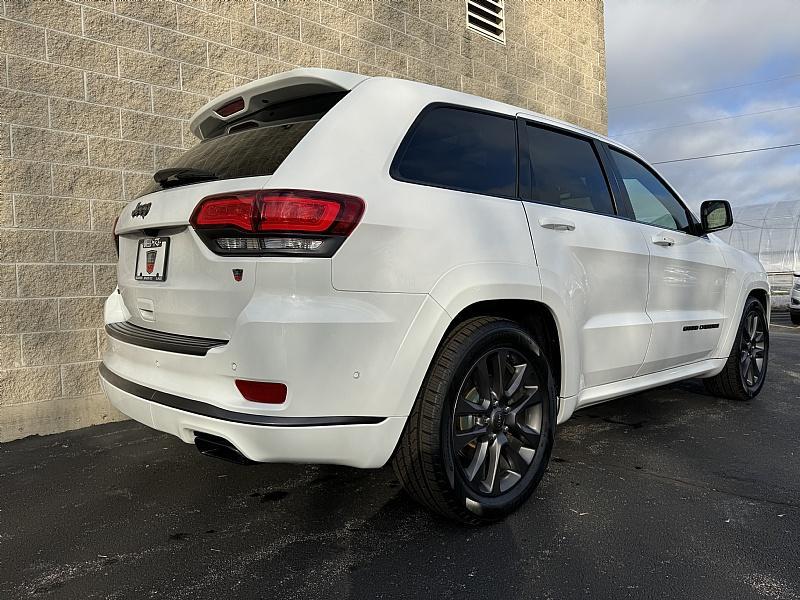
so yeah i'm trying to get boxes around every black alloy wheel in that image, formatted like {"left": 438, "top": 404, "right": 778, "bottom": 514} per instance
{"left": 449, "top": 348, "right": 544, "bottom": 497}
{"left": 392, "top": 317, "right": 556, "bottom": 524}
{"left": 704, "top": 296, "right": 769, "bottom": 401}
{"left": 739, "top": 304, "right": 768, "bottom": 391}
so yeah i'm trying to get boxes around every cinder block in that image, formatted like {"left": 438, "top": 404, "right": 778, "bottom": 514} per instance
{"left": 58, "top": 297, "right": 106, "bottom": 330}
{"left": 17, "top": 264, "right": 95, "bottom": 298}
{"left": 46, "top": 31, "right": 118, "bottom": 76}
{"left": 55, "top": 231, "right": 117, "bottom": 264}
{"left": 11, "top": 126, "right": 88, "bottom": 165}
{"left": 119, "top": 48, "right": 181, "bottom": 88}
{"left": 52, "top": 164, "right": 123, "bottom": 201}
{"left": 0, "top": 229, "right": 56, "bottom": 263}
{"left": 7, "top": 57, "right": 84, "bottom": 100}
{"left": 21, "top": 329, "right": 98, "bottom": 366}
{"left": 88, "top": 137, "right": 154, "bottom": 172}
{"left": 14, "top": 195, "right": 91, "bottom": 231}
{"left": 0, "top": 299, "right": 58, "bottom": 334}
{"left": 0, "top": 366, "right": 62, "bottom": 406}
{"left": 0, "top": 17, "right": 47, "bottom": 59}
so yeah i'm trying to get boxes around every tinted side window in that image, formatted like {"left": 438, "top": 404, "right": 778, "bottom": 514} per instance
{"left": 610, "top": 149, "right": 691, "bottom": 233}
{"left": 527, "top": 125, "right": 615, "bottom": 216}
{"left": 393, "top": 107, "right": 517, "bottom": 197}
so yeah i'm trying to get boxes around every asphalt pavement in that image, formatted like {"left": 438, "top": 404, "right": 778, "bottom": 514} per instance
{"left": 1, "top": 318, "right": 799, "bottom": 599}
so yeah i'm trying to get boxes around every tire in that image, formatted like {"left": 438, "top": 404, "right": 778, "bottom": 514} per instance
{"left": 791, "top": 309, "right": 800, "bottom": 326}
{"left": 392, "top": 317, "right": 557, "bottom": 525}
{"left": 703, "top": 296, "right": 769, "bottom": 401}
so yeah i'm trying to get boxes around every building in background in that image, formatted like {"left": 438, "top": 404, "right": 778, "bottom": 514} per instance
{"left": 0, "top": 0, "right": 607, "bottom": 441}
{"left": 716, "top": 199, "right": 800, "bottom": 304}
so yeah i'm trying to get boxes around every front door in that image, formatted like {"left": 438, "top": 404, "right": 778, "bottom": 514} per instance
{"left": 605, "top": 148, "right": 729, "bottom": 374}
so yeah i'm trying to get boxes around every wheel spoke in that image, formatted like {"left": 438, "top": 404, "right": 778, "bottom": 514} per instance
{"left": 453, "top": 425, "right": 488, "bottom": 452}
{"left": 492, "top": 350, "right": 508, "bottom": 398}
{"left": 454, "top": 394, "right": 488, "bottom": 416}
{"left": 751, "top": 358, "right": 762, "bottom": 381}
{"left": 747, "top": 314, "right": 757, "bottom": 340}
{"left": 753, "top": 331, "right": 765, "bottom": 345}
{"left": 508, "top": 385, "right": 540, "bottom": 422}
{"left": 512, "top": 424, "right": 542, "bottom": 450}
{"left": 503, "top": 441, "right": 529, "bottom": 474}
{"left": 481, "top": 435, "right": 503, "bottom": 494}
{"left": 475, "top": 357, "right": 492, "bottom": 401}
{"left": 740, "top": 351, "right": 751, "bottom": 374}
{"left": 463, "top": 439, "right": 489, "bottom": 482}
{"left": 504, "top": 362, "right": 527, "bottom": 398}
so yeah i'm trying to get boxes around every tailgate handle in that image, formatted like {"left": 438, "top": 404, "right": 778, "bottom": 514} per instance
{"left": 137, "top": 298, "right": 156, "bottom": 322}
{"left": 539, "top": 217, "right": 575, "bottom": 231}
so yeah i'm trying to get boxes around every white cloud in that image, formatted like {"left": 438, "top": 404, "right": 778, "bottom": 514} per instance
{"left": 604, "top": 0, "right": 800, "bottom": 213}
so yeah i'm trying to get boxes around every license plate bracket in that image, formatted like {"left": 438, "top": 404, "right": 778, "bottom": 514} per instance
{"left": 135, "top": 237, "right": 170, "bottom": 282}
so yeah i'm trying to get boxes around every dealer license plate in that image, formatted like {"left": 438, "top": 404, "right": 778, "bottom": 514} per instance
{"left": 135, "top": 237, "right": 170, "bottom": 282}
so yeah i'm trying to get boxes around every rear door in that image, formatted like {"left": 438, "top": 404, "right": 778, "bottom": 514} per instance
{"left": 519, "top": 120, "right": 652, "bottom": 390}
{"left": 604, "top": 147, "right": 729, "bottom": 374}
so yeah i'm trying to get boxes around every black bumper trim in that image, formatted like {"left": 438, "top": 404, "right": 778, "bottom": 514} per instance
{"left": 105, "top": 321, "right": 228, "bottom": 356}
{"left": 99, "top": 363, "right": 386, "bottom": 427}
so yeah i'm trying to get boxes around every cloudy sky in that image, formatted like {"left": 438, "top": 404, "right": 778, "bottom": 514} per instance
{"left": 604, "top": 0, "right": 800, "bottom": 214}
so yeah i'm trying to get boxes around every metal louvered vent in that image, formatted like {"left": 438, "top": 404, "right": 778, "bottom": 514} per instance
{"left": 466, "top": 0, "right": 505, "bottom": 44}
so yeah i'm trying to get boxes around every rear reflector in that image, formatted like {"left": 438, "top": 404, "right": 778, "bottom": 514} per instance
{"left": 215, "top": 97, "right": 245, "bottom": 117}
{"left": 235, "top": 380, "right": 287, "bottom": 404}
{"left": 190, "top": 189, "right": 364, "bottom": 257}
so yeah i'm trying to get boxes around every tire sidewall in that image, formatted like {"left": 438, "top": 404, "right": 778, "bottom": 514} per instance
{"left": 437, "top": 321, "right": 556, "bottom": 521}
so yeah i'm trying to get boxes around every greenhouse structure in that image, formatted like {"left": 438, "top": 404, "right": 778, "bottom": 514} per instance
{"left": 716, "top": 199, "right": 800, "bottom": 304}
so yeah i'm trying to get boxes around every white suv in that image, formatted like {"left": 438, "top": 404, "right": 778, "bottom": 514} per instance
{"left": 102, "top": 69, "right": 770, "bottom": 524}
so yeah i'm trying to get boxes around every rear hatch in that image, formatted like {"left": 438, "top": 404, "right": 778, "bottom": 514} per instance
{"left": 113, "top": 69, "right": 367, "bottom": 340}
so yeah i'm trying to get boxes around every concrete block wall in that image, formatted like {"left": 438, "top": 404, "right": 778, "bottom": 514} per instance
{"left": 0, "top": 0, "right": 606, "bottom": 441}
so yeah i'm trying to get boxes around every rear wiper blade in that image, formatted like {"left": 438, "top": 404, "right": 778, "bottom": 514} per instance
{"left": 154, "top": 167, "right": 219, "bottom": 188}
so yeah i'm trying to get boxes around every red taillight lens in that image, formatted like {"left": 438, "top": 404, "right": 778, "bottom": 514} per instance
{"left": 235, "top": 380, "right": 287, "bottom": 404}
{"left": 190, "top": 189, "right": 364, "bottom": 257}
{"left": 215, "top": 97, "right": 245, "bottom": 117}
{"left": 191, "top": 193, "right": 257, "bottom": 230}
{"left": 258, "top": 194, "right": 341, "bottom": 233}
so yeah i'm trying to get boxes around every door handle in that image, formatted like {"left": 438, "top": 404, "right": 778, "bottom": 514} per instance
{"left": 539, "top": 217, "right": 575, "bottom": 231}
{"left": 652, "top": 234, "right": 675, "bottom": 247}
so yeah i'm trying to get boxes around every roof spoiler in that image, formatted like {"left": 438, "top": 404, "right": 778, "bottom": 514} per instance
{"left": 188, "top": 68, "right": 369, "bottom": 141}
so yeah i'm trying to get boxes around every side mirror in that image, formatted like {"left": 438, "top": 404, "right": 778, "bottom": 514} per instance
{"left": 700, "top": 199, "right": 733, "bottom": 233}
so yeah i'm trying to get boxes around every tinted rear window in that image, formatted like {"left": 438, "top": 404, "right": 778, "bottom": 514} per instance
{"left": 527, "top": 124, "right": 615, "bottom": 216}
{"left": 138, "top": 120, "right": 316, "bottom": 197}
{"left": 392, "top": 106, "right": 517, "bottom": 197}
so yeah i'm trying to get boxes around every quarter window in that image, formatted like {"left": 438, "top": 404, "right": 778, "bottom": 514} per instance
{"left": 526, "top": 124, "right": 615, "bottom": 216}
{"left": 609, "top": 149, "right": 691, "bottom": 233}
{"left": 392, "top": 106, "right": 517, "bottom": 198}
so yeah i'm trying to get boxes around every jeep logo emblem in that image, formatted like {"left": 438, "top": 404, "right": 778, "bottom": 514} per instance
{"left": 131, "top": 202, "right": 152, "bottom": 218}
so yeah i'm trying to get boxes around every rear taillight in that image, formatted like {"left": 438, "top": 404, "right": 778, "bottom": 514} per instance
{"left": 190, "top": 189, "right": 364, "bottom": 257}
{"left": 112, "top": 215, "right": 120, "bottom": 256}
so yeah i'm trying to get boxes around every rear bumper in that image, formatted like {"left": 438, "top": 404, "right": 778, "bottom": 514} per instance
{"left": 100, "top": 364, "right": 406, "bottom": 468}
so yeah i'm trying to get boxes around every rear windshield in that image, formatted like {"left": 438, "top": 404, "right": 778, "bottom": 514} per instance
{"left": 138, "top": 120, "right": 316, "bottom": 197}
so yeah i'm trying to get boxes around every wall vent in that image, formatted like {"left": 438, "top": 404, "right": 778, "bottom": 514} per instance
{"left": 466, "top": 0, "right": 505, "bottom": 44}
